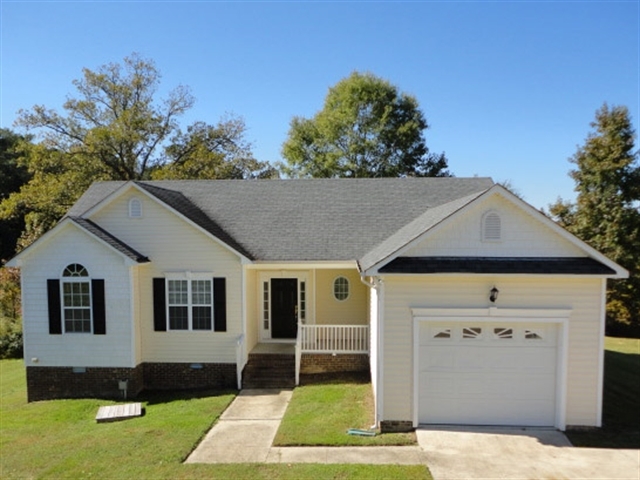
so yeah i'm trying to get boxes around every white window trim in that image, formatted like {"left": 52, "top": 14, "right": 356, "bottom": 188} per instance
{"left": 164, "top": 272, "right": 214, "bottom": 332}
{"left": 333, "top": 275, "right": 350, "bottom": 302}
{"left": 61, "top": 264, "right": 92, "bottom": 334}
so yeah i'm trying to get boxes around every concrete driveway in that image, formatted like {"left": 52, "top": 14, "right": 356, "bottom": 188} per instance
{"left": 417, "top": 426, "right": 639, "bottom": 479}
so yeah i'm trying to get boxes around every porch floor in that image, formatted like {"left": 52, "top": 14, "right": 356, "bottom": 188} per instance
{"left": 250, "top": 343, "right": 295, "bottom": 355}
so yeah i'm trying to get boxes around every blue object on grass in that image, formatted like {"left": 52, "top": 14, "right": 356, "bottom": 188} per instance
{"left": 347, "top": 428, "right": 376, "bottom": 436}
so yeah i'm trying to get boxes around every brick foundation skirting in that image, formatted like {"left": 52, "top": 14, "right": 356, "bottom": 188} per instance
{"left": 26, "top": 362, "right": 236, "bottom": 401}
{"left": 142, "top": 362, "right": 236, "bottom": 390}
{"left": 380, "top": 420, "right": 414, "bottom": 433}
{"left": 26, "top": 365, "right": 144, "bottom": 402}
{"left": 300, "top": 353, "right": 369, "bottom": 374}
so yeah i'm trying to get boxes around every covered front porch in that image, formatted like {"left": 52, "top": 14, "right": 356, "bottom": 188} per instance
{"left": 238, "top": 324, "right": 370, "bottom": 389}
{"left": 238, "top": 265, "right": 372, "bottom": 389}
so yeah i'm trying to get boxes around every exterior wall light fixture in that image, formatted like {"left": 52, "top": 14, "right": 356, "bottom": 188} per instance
{"left": 490, "top": 286, "right": 499, "bottom": 303}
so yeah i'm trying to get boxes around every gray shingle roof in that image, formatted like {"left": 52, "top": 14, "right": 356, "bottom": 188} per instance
{"left": 67, "top": 177, "right": 495, "bottom": 264}
{"left": 379, "top": 257, "right": 616, "bottom": 275}
{"left": 135, "top": 178, "right": 494, "bottom": 262}
{"left": 69, "top": 217, "right": 150, "bottom": 263}
{"left": 358, "top": 190, "right": 487, "bottom": 272}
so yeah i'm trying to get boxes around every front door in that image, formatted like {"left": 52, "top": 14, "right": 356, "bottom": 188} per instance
{"left": 271, "top": 278, "right": 298, "bottom": 339}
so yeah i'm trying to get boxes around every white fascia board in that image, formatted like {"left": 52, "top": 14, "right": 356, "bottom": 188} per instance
{"left": 83, "top": 181, "right": 252, "bottom": 264}
{"left": 6, "top": 218, "right": 139, "bottom": 267}
{"left": 247, "top": 260, "right": 359, "bottom": 270}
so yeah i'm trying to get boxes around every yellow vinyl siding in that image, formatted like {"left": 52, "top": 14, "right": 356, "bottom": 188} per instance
{"left": 92, "top": 187, "right": 243, "bottom": 364}
{"left": 382, "top": 275, "right": 603, "bottom": 426}
{"left": 315, "top": 269, "right": 368, "bottom": 325}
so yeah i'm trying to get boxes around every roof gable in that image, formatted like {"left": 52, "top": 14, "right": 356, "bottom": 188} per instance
{"left": 364, "top": 185, "right": 628, "bottom": 278}
{"left": 76, "top": 181, "right": 253, "bottom": 261}
{"left": 7, "top": 217, "right": 149, "bottom": 267}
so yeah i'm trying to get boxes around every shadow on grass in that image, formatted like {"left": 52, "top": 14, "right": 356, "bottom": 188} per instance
{"left": 141, "top": 388, "right": 238, "bottom": 406}
{"left": 566, "top": 349, "right": 640, "bottom": 449}
{"left": 299, "top": 371, "right": 370, "bottom": 386}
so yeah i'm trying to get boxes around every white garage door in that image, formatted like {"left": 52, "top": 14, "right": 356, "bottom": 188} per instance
{"left": 418, "top": 322, "right": 557, "bottom": 426}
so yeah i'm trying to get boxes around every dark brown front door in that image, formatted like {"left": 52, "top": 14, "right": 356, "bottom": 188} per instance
{"left": 271, "top": 278, "right": 298, "bottom": 339}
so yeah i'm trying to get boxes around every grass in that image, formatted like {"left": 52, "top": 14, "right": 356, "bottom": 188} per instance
{"left": 274, "top": 374, "right": 416, "bottom": 446}
{"left": 0, "top": 360, "right": 431, "bottom": 479}
{"left": 566, "top": 337, "right": 640, "bottom": 449}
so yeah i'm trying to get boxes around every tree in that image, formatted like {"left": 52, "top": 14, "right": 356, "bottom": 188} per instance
{"left": 549, "top": 104, "right": 640, "bottom": 334}
{"left": 0, "top": 129, "right": 32, "bottom": 260}
{"left": 2, "top": 54, "right": 272, "bottom": 250}
{"left": 15, "top": 53, "right": 194, "bottom": 180}
{"left": 281, "top": 71, "right": 450, "bottom": 178}
{"left": 153, "top": 118, "right": 277, "bottom": 180}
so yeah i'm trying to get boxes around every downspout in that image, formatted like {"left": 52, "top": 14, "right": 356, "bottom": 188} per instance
{"left": 359, "top": 267, "right": 382, "bottom": 428}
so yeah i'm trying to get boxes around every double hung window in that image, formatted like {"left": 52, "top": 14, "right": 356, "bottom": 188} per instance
{"left": 167, "top": 278, "right": 213, "bottom": 331}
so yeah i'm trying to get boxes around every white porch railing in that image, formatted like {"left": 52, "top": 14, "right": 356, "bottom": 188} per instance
{"left": 295, "top": 324, "right": 369, "bottom": 386}
{"left": 299, "top": 325, "right": 369, "bottom": 354}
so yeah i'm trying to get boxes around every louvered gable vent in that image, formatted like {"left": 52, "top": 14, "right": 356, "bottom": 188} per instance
{"left": 483, "top": 211, "right": 501, "bottom": 241}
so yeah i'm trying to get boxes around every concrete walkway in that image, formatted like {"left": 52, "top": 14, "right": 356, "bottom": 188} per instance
{"left": 186, "top": 389, "right": 640, "bottom": 479}
{"left": 185, "top": 389, "right": 425, "bottom": 465}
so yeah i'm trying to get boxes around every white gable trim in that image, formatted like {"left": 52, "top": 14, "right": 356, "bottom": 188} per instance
{"left": 7, "top": 218, "right": 140, "bottom": 268}
{"left": 364, "top": 185, "right": 628, "bottom": 278}
{"left": 82, "top": 181, "right": 251, "bottom": 264}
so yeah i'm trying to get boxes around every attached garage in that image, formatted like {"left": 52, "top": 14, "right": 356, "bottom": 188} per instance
{"left": 412, "top": 309, "right": 569, "bottom": 430}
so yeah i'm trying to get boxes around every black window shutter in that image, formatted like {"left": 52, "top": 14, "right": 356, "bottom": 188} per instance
{"left": 153, "top": 278, "right": 167, "bottom": 332}
{"left": 47, "top": 279, "right": 62, "bottom": 335}
{"left": 92, "top": 279, "right": 106, "bottom": 335}
{"left": 213, "top": 277, "right": 226, "bottom": 332}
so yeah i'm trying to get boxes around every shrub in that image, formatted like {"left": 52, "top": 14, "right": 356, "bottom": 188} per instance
{"left": 0, "top": 313, "right": 23, "bottom": 359}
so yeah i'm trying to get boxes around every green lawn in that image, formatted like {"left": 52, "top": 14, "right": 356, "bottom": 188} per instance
{"left": 0, "top": 360, "right": 430, "bottom": 479}
{"left": 274, "top": 374, "right": 416, "bottom": 446}
{"left": 566, "top": 337, "right": 640, "bottom": 448}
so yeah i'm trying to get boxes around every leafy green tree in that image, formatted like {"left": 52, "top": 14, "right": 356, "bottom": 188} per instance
{"left": 550, "top": 104, "right": 640, "bottom": 334}
{"left": 0, "top": 142, "right": 105, "bottom": 251}
{"left": 15, "top": 53, "right": 194, "bottom": 180}
{"left": 0, "top": 129, "right": 32, "bottom": 260}
{"left": 2, "top": 54, "right": 272, "bottom": 250}
{"left": 281, "top": 71, "right": 450, "bottom": 178}
{"left": 153, "top": 118, "right": 277, "bottom": 180}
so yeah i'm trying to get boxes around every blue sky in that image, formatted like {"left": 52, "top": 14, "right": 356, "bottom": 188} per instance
{"left": 1, "top": 1, "right": 638, "bottom": 209}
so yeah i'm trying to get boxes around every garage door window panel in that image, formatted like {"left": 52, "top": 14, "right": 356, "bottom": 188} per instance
{"left": 462, "top": 327, "right": 483, "bottom": 339}
{"left": 493, "top": 327, "right": 514, "bottom": 340}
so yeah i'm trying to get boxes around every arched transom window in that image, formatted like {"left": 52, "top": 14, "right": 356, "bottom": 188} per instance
{"left": 62, "top": 264, "right": 92, "bottom": 333}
